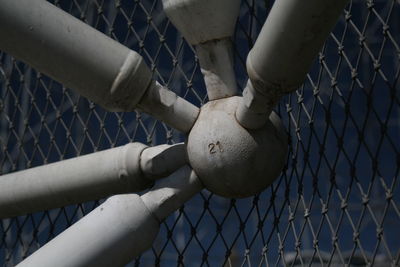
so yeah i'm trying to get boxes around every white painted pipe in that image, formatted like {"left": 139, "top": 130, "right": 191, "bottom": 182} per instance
{"left": 17, "top": 194, "right": 159, "bottom": 267}
{"left": 17, "top": 166, "right": 202, "bottom": 267}
{"left": 0, "top": 0, "right": 152, "bottom": 112}
{"left": 0, "top": 143, "right": 148, "bottom": 218}
{"left": 140, "top": 142, "right": 188, "bottom": 180}
{"left": 0, "top": 142, "right": 189, "bottom": 218}
{"left": 161, "top": 0, "right": 241, "bottom": 100}
{"left": 0, "top": 0, "right": 199, "bottom": 133}
{"left": 137, "top": 82, "right": 199, "bottom": 133}
{"left": 161, "top": 0, "right": 241, "bottom": 45}
{"left": 236, "top": 0, "right": 349, "bottom": 129}
{"left": 247, "top": 0, "right": 349, "bottom": 94}
{"left": 236, "top": 80, "right": 280, "bottom": 129}
{"left": 140, "top": 165, "right": 203, "bottom": 222}
{"left": 195, "top": 38, "right": 237, "bottom": 100}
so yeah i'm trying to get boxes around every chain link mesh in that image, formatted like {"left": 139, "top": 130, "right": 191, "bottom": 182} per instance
{"left": 1, "top": 0, "right": 399, "bottom": 266}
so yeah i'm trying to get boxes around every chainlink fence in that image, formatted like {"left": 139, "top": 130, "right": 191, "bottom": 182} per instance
{"left": 1, "top": 0, "right": 400, "bottom": 266}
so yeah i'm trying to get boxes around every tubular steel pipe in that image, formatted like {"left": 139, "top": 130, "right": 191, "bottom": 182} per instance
{"left": 0, "top": 142, "right": 189, "bottom": 218}
{"left": 162, "top": 0, "right": 241, "bottom": 100}
{"left": 161, "top": 0, "right": 241, "bottom": 46}
{"left": 236, "top": 0, "right": 349, "bottom": 129}
{"left": 17, "top": 166, "right": 202, "bottom": 267}
{"left": 0, "top": 143, "right": 149, "bottom": 218}
{"left": 136, "top": 82, "right": 199, "bottom": 133}
{"left": 17, "top": 194, "right": 159, "bottom": 267}
{"left": 195, "top": 38, "right": 237, "bottom": 100}
{"left": 0, "top": 0, "right": 152, "bottom": 112}
{"left": 0, "top": 0, "right": 199, "bottom": 133}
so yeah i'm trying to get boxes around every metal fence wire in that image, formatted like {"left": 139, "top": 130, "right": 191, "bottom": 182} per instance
{"left": 1, "top": 0, "right": 400, "bottom": 266}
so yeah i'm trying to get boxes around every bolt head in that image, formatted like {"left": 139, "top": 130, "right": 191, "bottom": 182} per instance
{"left": 187, "top": 97, "right": 287, "bottom": 198}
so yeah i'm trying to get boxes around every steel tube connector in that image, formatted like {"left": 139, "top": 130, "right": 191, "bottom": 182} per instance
{"left": 161, "top": 0, "right": 240, "bottom": 46}
{"left": 196, "top": 38, "right": 237, "bottom": 100}
{"left": 235, "top": 80, "right": 280, "bottom": 129}
{"left": 137, "top": 83, "right": 199, "bottom": 133}
{"left": 236, "top": 0, "right": 349, "bottom": 129}
{"left": 162, "top": 0, "right": 241, "bottom": 100}
{"left": 17, "top": 166, "right": 202, "bottom": 267}
{"left": 141, "top": 165, "right": 203, "bottom": 222}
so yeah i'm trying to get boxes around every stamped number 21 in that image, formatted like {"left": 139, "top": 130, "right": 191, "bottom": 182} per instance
{"left": 208, "top": 141, "right": 223, "bottom": 154}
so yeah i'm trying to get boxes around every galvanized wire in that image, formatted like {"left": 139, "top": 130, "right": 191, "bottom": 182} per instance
{"left": 0, "top": 0, "right": 399, "bottom": 266}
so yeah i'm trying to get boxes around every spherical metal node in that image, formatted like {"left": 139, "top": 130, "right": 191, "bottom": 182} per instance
{"left": 187, "top": 96, "right": 287, "bottom": 198}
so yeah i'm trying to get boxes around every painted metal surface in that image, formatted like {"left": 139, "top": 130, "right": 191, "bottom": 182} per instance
{"left": 0, "top": 143, "right": 187, "bottom": 218}
{"left": 195, "top": 39, "right": 237, "bottom": 100}
{"left": 236, "top": 0, "right": 349, "bottom": 129}
{"left": 17, "top": 194, "right": 159, "bottom": 267}
{"left": 162, "top": 0, "right": 240, "bottom": 100}
{"left": 161, "top": 0, "right": 241, "bottom": 45}
{"left": 137, "top": 82, "right": 199, "bottom": 133}
{"left": 17, "top": 166, "right": 202, "bottom": 267}
{"left": 187, "top": 97, "right": 287, "bottom": 198}
{"left": 0, "top": 0, "right": 151, "bottom": 112}
{"left": 140, "top": 142, "right": 188, "bottom": 180}
{"left": 0, "top": 0, "right": 198, "bottom": 133}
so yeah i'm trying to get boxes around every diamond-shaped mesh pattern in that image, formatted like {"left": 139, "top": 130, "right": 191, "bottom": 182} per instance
{"left": 1, "top": 0, "right": 399, "bottom": 266}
